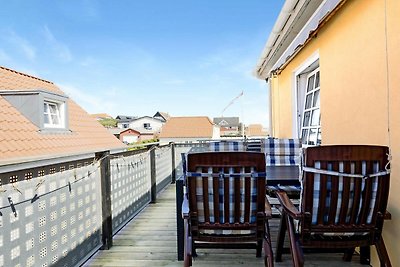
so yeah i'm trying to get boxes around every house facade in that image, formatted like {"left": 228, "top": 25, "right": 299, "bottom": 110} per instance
{"left": 255, "top": 0, "right": 399, "bottom": 265}
{"left": 213, "top": 117, "right": 242, "bottom": 136}
{"left": 158, "top": 116, "right": 220, "bottom": 145}
{"left": 116, "top": 115, "right": 137, "bottom": 128}
{"left": 245, "top": 124, "right": 269, "bottom": 138}
{"left": 0, "top": 66, "right": 124, "bottom": 164}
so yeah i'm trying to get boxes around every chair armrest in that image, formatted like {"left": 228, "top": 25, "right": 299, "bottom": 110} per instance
{"left": 182, "top": 194, "right": 190, "bottom": 219}
{"left": 276, "top": 190, "right": 302, "bottom": 220}
{"left": 264, "top": 197, "right": 272, "bottom": 219}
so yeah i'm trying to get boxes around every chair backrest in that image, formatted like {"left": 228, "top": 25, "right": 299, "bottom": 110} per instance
{"left": 186, "top": 152, "right": 266, "bottom": 226}
{"left": 207, "top": 140, "right": 245, "bottom": 152}
{"left": 261, "top": 138, "right": 301, "bottom": 186}
{"left": 301, "top": 145, "right": 390, "bottom": 235}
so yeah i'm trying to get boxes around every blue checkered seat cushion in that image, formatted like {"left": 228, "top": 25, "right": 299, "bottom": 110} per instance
{"left": 207, "top": 141, "right": 245, "bottom": 152}
{"left": 261, "top": 138, "right": 302, "bottom": 196}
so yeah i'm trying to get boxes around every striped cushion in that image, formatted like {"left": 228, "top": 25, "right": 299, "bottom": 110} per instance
{"left": 261, "top": 138, "right": 301, "bottom": 156}
{"left": 307, "top": 161, "right": 380, "bottom": 225}
{"left": 266, "top": 155, "right": 300, "bottom": 166}
{"left": 192, "top": 167, "right": 260, "bottom": 235}
{"left": 208, "top": 141, "right": 245, "bottom": 152}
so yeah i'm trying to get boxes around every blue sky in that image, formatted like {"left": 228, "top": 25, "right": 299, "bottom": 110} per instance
{"left": 0, "top": 0, "right": 284, "bottom": 126}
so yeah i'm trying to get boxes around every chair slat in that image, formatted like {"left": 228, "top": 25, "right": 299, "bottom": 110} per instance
{"left": 202, "top": 174, "right": 210, "bottom": 223}
{"left": 213, "top": 175, "right": 220, "bottom": 224}
{"left": 317, "top": 161, "right": 328, "bottom": 225}
{"left": 339, "top": 161, "right": 351, "bottom": 224}
{"left": 359, "top": 161, "right": 374, "bottom": 224}
{"left": 234, "top": 168, "right": 240, "bottom": 222}
{"left": 244, "top": 176, "right": 251, "bottom": 223}
{"left": 350, "top": 161, "right": 362, "bottom": 224}
{"left": 224, "top": 175, "right": 230, "bottom": 223}
{"left": 328, "top": 162, "right": 340, "bottom": 224}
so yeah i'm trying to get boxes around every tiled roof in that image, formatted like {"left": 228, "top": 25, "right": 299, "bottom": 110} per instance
{"left": 246, "top": 124, "right": 269, "bottom": 137}
{"left": 159, "top": 116, "right": 215, "bottom": 138}
{"left": 0, "top": 66, "right": 124, "bottom": 164}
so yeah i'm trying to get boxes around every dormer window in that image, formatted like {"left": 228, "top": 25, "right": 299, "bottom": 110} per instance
{"left": 1, "top": 90, "right": 69, "bottom": 133}
{"left": 44, "top": 100, "right": 65, "bottom": 128}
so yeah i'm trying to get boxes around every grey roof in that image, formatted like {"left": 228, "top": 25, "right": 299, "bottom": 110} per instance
{"left": 115, "top": 115, "right": 137, "bottom": 122}
{"left": 213, "top": 117, "right": 240, "bottom": 127}
{"left": 153, "top": 111, "right": 170, "bottom": 122}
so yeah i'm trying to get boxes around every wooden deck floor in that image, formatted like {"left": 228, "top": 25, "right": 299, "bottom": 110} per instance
{"left": 83, "top": 184, "right": 367, "bottom": 267}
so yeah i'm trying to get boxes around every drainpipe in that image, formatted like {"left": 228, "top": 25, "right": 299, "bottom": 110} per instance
{"left": 266, "top": 78, "right": 273, "bottom": 137}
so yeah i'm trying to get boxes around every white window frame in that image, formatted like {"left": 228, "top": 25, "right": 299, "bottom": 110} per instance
{"left": 300, "top": 68, "right": 321, "bottom": 146}
{"left": 292, "top": 52, "right": 320, "bottom": 146}
{"left": 43, "top": 100, "right": 65, "bottom": 128}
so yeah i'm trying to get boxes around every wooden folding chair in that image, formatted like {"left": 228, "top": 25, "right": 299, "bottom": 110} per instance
{"left": 182, "top": 152, "right": 274, "bottom": 266}
{"left": 275, "top": 145, "right": 391, "bottom": 266}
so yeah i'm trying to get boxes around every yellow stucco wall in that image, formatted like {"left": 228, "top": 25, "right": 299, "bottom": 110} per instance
{"left": 269, "top": 0, "right": 400, "bottom": 265}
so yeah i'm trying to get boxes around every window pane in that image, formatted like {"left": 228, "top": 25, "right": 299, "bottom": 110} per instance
{"left": 303, "top": 111, "right": 311, "bottom": 127}
{"left": 315, "top": 71, "right": 320, "bottom": 87}
{"left": 307, "top": 75, "right": 315, "bottom": 92}
{"left": 317, "top": 128, "right": 322, "bottom": 145}
{"left": 44, "top": 114, "right": 50, "bottom": 124}
{"left": 49, "top": 104, "right": 58, "bottom": 115}
{"left": 309, "top": 128, "right": 317, "bottom": 145}
{"left": 44, "top": 103, "right": 49, "bottom": 113}
{"left": 311, "top": 109, "right": 320, "bottom": 126}
{"left": 312, "top": 90, "right": 320, "bottom": 107}
{"left": 305, "top": 94, "right": 312, "bottom": 109}
{"left": 51, "top": 114, "right": 60, "bottom": 124}
{"left": 301, "top": 129, "right": 309, "bottom": 144}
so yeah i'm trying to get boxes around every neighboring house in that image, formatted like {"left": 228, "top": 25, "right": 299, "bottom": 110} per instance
{"left": 0, "top": 66, "right": 124, "bottom": 164}
{"left": 158, "top": 116, "right": 220, "bottom": 144}
{"left": 127, "top": 116, "right": 164, "bottom": 133}
{"left": 255, "top": 0, "right": 399, "bottom": 265}
{"left": 245, "top": 124, "right": 269, "bottom": 138}
{"left": 119, "top": 128, "right": 141, "bottom": 144}
{"left": 108, "top": 127, "right": 155, "bottom": 144}
{"left": 153, "top": 111, "right": 170, "bottom": 122}
{"left": 116, "top": 115, "right": 137, "bottom": 128}
{"left": 213, "top": 117, "right": 241, "bottom": 136}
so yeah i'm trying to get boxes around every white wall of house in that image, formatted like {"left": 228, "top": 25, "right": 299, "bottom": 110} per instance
{"left": 212, "top": 125, "right": 221, "bottom": 139}
{"left": 129, "top": 117, "right": 163, "bottom": 131}
{"left": 122, "top": 135, "right": 138, "bottom": 144}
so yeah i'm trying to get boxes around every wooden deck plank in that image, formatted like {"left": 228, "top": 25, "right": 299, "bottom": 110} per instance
{"left": 83, "top": 184, "right": 367, "bottom": 267}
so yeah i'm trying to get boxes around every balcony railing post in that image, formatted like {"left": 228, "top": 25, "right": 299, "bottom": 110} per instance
{"left": 176, "top": 175, "right": 184, "bottom": 261}
{"left": 96, "top": 150, "right": 113, "bottom": 250}
{"left": 150, "top": 146, "right": 157, "bottom": 203}
{"left": 170, "top": 142, "right": 176, "bottom": 184}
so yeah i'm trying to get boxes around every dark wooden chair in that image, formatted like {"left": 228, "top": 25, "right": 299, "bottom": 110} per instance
{"left": 275, "top": 145, "right": 391, "bottom": 267}
{"left": 182, "top": 152, "right": 274, "bottom": 266}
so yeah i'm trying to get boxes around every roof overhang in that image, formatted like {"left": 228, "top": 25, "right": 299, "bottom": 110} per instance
{"left": 254, "top": 0, "right": 346, "bottom": 79}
